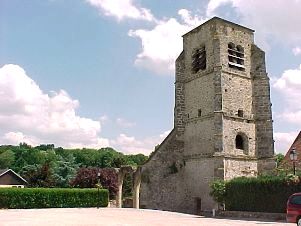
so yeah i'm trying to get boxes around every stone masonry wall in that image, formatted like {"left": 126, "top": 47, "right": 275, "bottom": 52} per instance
{"left": 174, "top": 52, "right": 185, "bottom": 135}
{"left": 139, "top": 130, "right": 190, "bottom": 213}
{"left": 223, "top": 119, "right": 256, "bottom": 156}
{"left": 183, "top": 158, "right": 217, "bottom": 212}
{"left": 251, "top": 45, "right": 274, "bottom": 159}
{"left": 224, "top": 158, "right": 258, "bottom": 180}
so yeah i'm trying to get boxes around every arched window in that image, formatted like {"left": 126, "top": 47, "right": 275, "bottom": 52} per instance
{"left": 235, "top": 135, "right": 244, "bottom": 150}
{"left": 235, "top": 133, "right": 249, "bottom": 155}
{"left": 192, "top": 46, "right": 206, "bottom": 73}
{"left": 228, "top": 43, "right": 245, "bottom": 71}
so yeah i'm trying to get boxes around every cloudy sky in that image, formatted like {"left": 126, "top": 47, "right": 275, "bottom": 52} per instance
{"left": 0, "top": 0, "right": 300, "bottom": 154}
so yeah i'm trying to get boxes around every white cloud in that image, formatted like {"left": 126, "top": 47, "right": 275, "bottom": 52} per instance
{"left": 177, "top": 9, "right": 203, "bottom": 26}
{"left": 273, "top": 64, "right": 301, "bottom": 108}
{"left": 86, "top": 0, "right": 155, "bottom": 21}
{"left": 86, "top": 0, "right": 301, "bottom": 74}
{"left": 206, "top": 0, "right": 301, "bottom": 49}
{"left": 129, "top": 9, "right": 206, "bottom": 74}
{"left": 206, "top": 0, "right": 232, "bottom": 17}
{"left": 272, "top": 65, "right": 301, "bottom": 153}
{"left": 272, "top": 64, "right": 301, "bottom": 152}
{"left": 111, "top": 130, "right": 170, "bottom": 154}
{"left": 274, "top": 131, "right": 298, "bottom": 154}
{"left": 277, "top": 111, "right": 301, "bottom": 125}
{"left": 0, "top": 64, "right": 109, "bottom": 148}
{"left": 0, "top": 64, "right": 172, "bottom": 154}
{"left": 270, "top": 63, "right": 301, "bottom": 156}
{"left": 116, "top": 117, "right": 136, "bottom": 128}
{"left": 2, "top": 132, "right": 40, "bottom": 147}
{"left": 293, "top": 47, "right": 301, "bottom": 56}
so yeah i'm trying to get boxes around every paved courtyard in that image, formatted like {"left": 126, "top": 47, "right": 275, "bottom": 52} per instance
{"left": 0, "top": 208, "right": 294, "bottom": 226}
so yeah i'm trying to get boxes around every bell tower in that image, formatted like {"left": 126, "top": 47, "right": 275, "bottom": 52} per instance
{"left": 175, "top": 17, "right": 275, "bottom": 210}
{"left": 140, "top": 17, "right": 275, "bottom": 214}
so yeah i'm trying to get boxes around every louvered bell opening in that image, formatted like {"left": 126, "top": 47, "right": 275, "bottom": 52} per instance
{"left": 192, "top": 47, "right": 206, "bottom": 73}
{"left": 192, "top": 54, "right": 200, "bottom": 73}
{"left": 198, "top": 51, "right": 206, "bottom": 70}
{"left": 236, "top": 45, "right": 244, "bottom": 58}
{"left": 192, "top": 49, "right": 200, "bottom": 58}
{"left": 228, "top": 43, "right": 245, "bottom": 71}
{"left": 229, "top": 62, "right": 245, "bottom": 71}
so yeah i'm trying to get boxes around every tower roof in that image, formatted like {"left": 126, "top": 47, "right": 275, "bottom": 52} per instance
{"left": 183, "top": 17, "right": 254, "bottom": 37}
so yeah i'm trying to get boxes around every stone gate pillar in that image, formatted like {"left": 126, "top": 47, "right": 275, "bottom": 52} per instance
{"left": 116, "top": 169, "right": 124, "bottom": 208}
{"left": 116, "top": 166, "right": 133, "bottom": 208}
{"left": 133, "top": 167, "right": 142, "bottom": 208}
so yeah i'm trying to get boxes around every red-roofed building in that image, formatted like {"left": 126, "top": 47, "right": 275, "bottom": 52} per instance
{"left": 282, "top": 132, "right": 301, "bottom": 171}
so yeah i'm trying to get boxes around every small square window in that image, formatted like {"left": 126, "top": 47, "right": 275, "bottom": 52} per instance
{"left": 238, "top": 109, "right": 243, "bottom": 117}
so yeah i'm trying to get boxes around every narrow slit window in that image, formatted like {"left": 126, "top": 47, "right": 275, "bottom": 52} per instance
{"left": 198, "top": 109, "right": 202, "bottom": 117}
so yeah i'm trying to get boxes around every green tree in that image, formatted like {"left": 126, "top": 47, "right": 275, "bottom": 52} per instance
{"left": 0, "top": 149, "right": 15, "bottom": 169}
{"left": 11, "top": 145, "right": 49, "bottom": 172}
{"left": 21, "top": 163, "right": 55, "bottom": 187}
{"left": 126, "top": 154, "right": 148, "bottom": 166}
{"left": 52, "top": 154, "right": 78, "bottom": 187}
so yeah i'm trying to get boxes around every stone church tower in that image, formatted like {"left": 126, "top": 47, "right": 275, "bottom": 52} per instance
{"left": 140, "top": 17, "right": 275, "bottom": 214}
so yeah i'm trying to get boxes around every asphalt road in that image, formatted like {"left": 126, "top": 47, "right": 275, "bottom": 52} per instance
{"left": 0, "top": 208, "right": 294, "bottom": 226}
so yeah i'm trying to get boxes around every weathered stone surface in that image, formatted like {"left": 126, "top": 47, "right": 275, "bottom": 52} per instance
{"left": 140, "top": 17, "right": 275, "bottom": 214}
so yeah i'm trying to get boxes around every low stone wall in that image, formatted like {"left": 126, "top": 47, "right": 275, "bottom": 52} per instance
{"left": 215, "top": 210, "right": 286, "bottom": 221}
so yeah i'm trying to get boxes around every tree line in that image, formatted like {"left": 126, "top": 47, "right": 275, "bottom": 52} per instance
{"left": 0, "top": 143, "right": 148, "bottom": 196}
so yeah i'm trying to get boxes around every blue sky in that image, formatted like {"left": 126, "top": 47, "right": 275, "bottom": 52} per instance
{"left": 0, "top": 0, "right": 301, "bottom": 154}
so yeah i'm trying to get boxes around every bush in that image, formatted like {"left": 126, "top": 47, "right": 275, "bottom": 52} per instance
{"left": 210, "top": 175, "right": 301, "bottom": 213}
{"left": 70, "top": 167, "right": 117, "bottom": 198}
{"left": 210, "top": 180, "right": 226, "bottom": 204}
{"left": 0, "top": 188, "right": 108, "bottom": 209}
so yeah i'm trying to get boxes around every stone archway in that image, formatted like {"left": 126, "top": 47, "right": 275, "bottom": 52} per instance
{"left": 115, "top": 166, "right": 142, "bottom": 208}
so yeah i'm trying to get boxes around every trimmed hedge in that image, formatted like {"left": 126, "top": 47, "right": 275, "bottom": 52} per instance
{"left": 0, "top": 188, "right": 108, "bottom": 209}
{"left": 211, "top": 176, "right": 301, "bottom": 213}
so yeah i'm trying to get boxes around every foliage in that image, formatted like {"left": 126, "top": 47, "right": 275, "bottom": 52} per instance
{"left": 70, "top": 167, "right": 118, "bottom": 198}
{"left": 209, "top": 180, "right": 226, "bottom": 204}
{"left": 52, "top": 154, "right": 79, "bottom": 188}
{"left": 0, "top": 143, "right": 148, "bottom": 189}
{"left": 125, "top": 154, "right": 148, "bottom": 166}
{"left": 0, "top": 149, "right": 15, "bottom": 169}
{"left": 0, "top": 188, "right": 108, "bottom": 209}
{"left": 210, "top": 175, "right": 301, "bottom": 213}
{"left": 21, "top": 163, "right": 55, "bottom": 187}
{"left": 275, "top": 153, "right": 285, "bottom": 167}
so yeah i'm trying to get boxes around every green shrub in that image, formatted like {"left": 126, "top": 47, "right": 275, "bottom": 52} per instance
{"left": 210, "top": 180, "right": 226, "bottom": 204}
{"left": 210, "top": 175, "right": 301, "bottom": 213}
{"left": 0, "top": 188, "right": 108, "bottom": 209}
